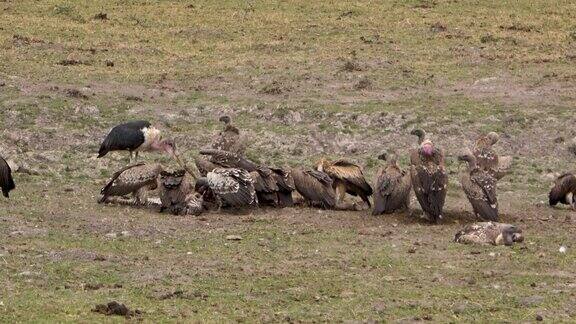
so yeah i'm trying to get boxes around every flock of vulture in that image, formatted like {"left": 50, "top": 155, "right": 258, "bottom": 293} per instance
{"left": 1, "top": 116, "right": 575, "bottom": 245}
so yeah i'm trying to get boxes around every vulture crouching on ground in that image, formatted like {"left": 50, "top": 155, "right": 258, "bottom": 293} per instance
{"left": 99, "top": 163, "right": 163, "bottom": 204}
{"left": 0, "top": 156, "right": 15, "bottom": 198}
{"left": 372, "top": 152, "right": 411, "bottom": 215}
{"left": 458, "top": 153, "right": 498, "bottom": 221}
{"left": 98, "top": 120, "right": 176, "bottom": 163}
{"left": 158, "top": 169, "right": 202, "bottom": 215}
{"left": 549, "top": 173, "right": 576, "bottom": 209}
{"left": 409, "top": 129, "right": 447, "bottom": 223}
{"left": 316, "top": 158, "right": 372, "bottom": 208}
{"left": 454, "top": 222, "right": 524, "bottom": 246}
{"left": 195, "top": 168, "right": 258, "bottom": 209}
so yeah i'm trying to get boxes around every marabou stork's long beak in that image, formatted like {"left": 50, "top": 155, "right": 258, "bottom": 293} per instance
{"left": 172, "top": 152, "right": 199, "bottom": 180}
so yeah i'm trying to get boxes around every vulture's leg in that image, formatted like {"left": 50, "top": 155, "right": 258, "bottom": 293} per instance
{"left": 337, "top": 182, "right": 346, "bottom": 203}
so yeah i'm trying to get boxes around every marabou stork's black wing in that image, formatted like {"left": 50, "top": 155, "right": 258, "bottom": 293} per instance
{"left": 98, "top": 120, "right": 150, "bottom": 157}
{"left": 0, "top": 156, "right": 15, "bottom": 198}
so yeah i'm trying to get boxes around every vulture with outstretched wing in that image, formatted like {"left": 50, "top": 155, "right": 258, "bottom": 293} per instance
{"left": 372, "top": 152, "right": 411, "bottom": 215}
{"left": 409, "top": 130, "right": 448, "bottom": 223}
{"left": 316, "top": 158, "right": 372, "bottom": 206}
{"left": 199, "top": 149, "right": 259, "bottom": 171}
{"left": 99, "top": 163, "right": 163, "bottom": 204}
{"left": 454, "top": 222, "right": 523, "bottom": 246}
{"left": 0, "top": 156, "right": 15, "bottom": 198}
{"left": 549, "top": 173, "right": 576, "bottom": 208}
{"left": 458, "top": 153, "right": 498, "bottom": 221}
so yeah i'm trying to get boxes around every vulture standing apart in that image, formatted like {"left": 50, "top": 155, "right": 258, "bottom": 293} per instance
{"left": 195, "top": 168, "right": 258, "bottom": 208}
{"left": 548, "top": 173, "right": 576, "bottom": 209}
{"left": 212, "top": 116, "right": 246, "bottom": 155}
{"left": 316, "top": 158, "right": 373, "bottom": 207}
{"left": 289, "top": 167, "right": 337, "bottom": 209}
{"left": 372, "top": 152, "right": 411, "bottom": 215}
{"left": 458, "top": 153, "right": 498, "bottom": 221}
{"left": 472, "top": 132, "right": 511, "bottom": 180}
{"left": 158, "top": 169, "right": 201, "bottom": 215}
{"left": 98, "top": 120, "right": 176, "bottom": 162}
{"left": 99, "top": 163, "right": 163, "bottom": 204}
{"left": 0, "top": 156, "right": 15, "bottom": 198}
{"left": 409, "top": 129, "right": 448, "bottom": 223}
{"left": 454, "top": 222, "right": 524, "bottom": 246}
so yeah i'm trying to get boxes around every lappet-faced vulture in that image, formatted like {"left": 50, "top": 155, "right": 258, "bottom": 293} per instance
{"left": 0, "top": 156, "right": 15, "bottom": 198}
{"left": 549, "top": 173, "right": 576, "bottom": 209}
{"left": 316, "top": 158, "right": 372, "bottom": 207}
{"left": 409, "top": 129, "right": 448, "bottom": 223}
{"left": 454, "top": 222, "right": 523, "bottom": 246}
{"left": 99, "top": 163, "right": 163, "bottom": 204}
{"left": 458, "top": 153, "right": 498, "bottom": 221}
{"left": 372, "top": 151, "right": 411, "bottom": 215}
{"left": 98, "top": 120, "right": 176, "bottom": 163}
{"left": 212, "top": 116, "right": 246, "bottom": 155}
{"left": 196, "top": 168, "right": 258, "bottom": 208}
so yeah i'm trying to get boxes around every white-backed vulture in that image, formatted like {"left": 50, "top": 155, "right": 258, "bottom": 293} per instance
{"left": 196, "top": 168, "right": 258, "bottom": 208}
{"left": 409, "top": 129, "right": 448, "bottom": 223}
{"left": 316, "top": 158, "right": 373, "bottom": 207}
{"left": 454, "top": 222, "right": 524, "bottom": 246}
{"left": 0, "top": 156, "right": 15, "bottom": 198}
{"left": 458, "top": 153, "right": 498, "bottom": 221}
{"left": 99, "top": 163, "right": 163, "bottom": 204}
{"left": 372, "top": 152, "right": 411, "bottom": 215}
{"left": 549, "top": 173, "right": 576, "bottom": 209}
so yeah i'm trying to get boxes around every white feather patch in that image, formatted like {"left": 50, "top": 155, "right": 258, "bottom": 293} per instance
{"left": 138, "top": 127, "right": 162, "bottom": 151}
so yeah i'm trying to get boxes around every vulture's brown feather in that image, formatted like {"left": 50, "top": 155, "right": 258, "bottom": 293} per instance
{"left": 159, "top": 169, "right": 196, "bottom": 213}
{"left": 0, "top": 156, "right": 15, "bottom": 198}
{"left": 316, "top": 158, "right": 372, "bottom": 206}
{"left": 409, "top": 136, "right": 447, "bottom": 223}
{"left": 100, "top": 163, "right": 163, "bottom": 204}
{"left": 549, "top": 173, "right": 576, "bottom": 207}
{"left": 372, "top": 154, "right": 411, "bottom": 215}
{"left": 459, "top": 154, "right": 498, "bottom": 221}
{"left": 290, "top": 167, "right": 336, "bottom": 209}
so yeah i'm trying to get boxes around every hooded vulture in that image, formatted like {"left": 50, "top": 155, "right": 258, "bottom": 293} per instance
{"left": 0, "top": 156, "right": 15, "bottom": 198}
{"left": 454, "top": 222, "right": 524, "bottom": 246}
{"left": 458, "top": 153, "right": 498, "bottom": 221}
{"left": 316, "top": 158, "right": 373, "bottom": 207}
{"left": 289, "top": 167, "right": 337, "bottom": 209}
{"left": 99, "top": 163, "right": 163, "bottom": 204}
{"left": 409, "top": 130, "right": 448, "bottom": 223}
{"left": 549, "top": 173, "right": 576, "bottom": 209}
{"left": 158, "top": 169, "right": 198, "bottom": 214}
{"left": 196, "top": 168, "right": 258, "bottom": 208}
{"left": 212, "top": 116, "right": 246, "bottom": 155}
{"left": 372, "top": 152, "right": 411, "bottom": 215}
